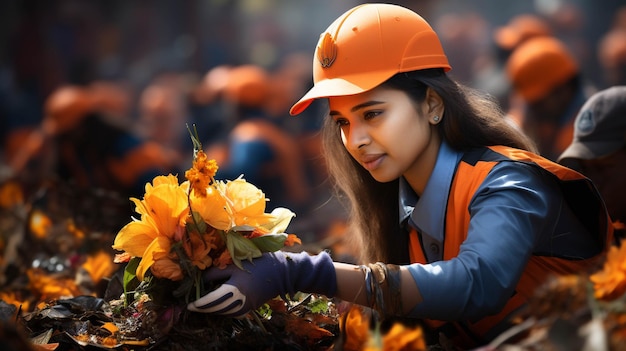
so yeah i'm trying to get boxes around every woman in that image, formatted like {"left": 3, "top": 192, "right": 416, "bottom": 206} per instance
{"left": 188, "top": 4, "right": 613, "bottom": 347}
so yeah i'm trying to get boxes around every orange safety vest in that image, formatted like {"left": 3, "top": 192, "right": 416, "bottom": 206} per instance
{"left": 408, "top": 145, "right": 614, "bottom": 346}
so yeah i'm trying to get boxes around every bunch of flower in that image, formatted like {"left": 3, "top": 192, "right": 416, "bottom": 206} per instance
{"left": 111, "top": 130, "right": 301, "bottom": 305}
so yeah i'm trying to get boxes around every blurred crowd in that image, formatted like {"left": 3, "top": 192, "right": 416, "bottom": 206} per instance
{"left": 1, "top": 0, "right": 626, "bottom": 254}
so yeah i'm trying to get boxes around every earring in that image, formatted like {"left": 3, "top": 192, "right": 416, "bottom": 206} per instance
{"left": 433, "top": 115, "right": 440, "bottom": 123}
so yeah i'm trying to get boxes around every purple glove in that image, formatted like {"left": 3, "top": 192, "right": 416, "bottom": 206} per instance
{"left": 187, "top": 251, "right": 336, "bottom": 317}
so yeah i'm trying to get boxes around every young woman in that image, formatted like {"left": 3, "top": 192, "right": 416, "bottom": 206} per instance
{"left": 188, "top": 4, "right": 614, "bottom": 347}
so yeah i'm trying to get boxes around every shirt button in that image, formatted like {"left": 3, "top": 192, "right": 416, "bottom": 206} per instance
{"left": 430, "top": 243, "right": 440, "bottom": 255}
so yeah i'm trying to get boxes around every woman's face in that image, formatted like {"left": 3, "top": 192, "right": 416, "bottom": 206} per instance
{"left": 328, "top": 85, "right": 442, "bottom": 192}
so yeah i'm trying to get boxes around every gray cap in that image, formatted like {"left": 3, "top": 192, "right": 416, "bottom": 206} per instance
{"left": 558, "top": 86, "right": 626, "bottom": 163}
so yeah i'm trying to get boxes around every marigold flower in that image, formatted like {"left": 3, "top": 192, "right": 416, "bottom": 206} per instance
{"left": 285, "top": 234, "right": 302, "bottom": 247}
{"left": 184, "top": 231, "right": 217, "bottom": 270}
{"left": 185, "top": 150, "right": 218, "bottom": 197}
{"left": 590, "top": 242, "right": 626, "bottom": 301}
{"left": 214, "top": 249, "right": 233, "bottom": 269}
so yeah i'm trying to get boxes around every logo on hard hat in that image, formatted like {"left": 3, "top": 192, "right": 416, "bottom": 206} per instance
{"left": 317, "top": 32, "right": 337, "bottom": 68}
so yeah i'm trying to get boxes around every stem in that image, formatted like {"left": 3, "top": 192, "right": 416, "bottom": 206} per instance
{"left": 251, "top": 311, "right": 269, "bottom": 334}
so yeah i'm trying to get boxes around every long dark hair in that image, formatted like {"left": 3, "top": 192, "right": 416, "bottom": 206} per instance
{"left": 321, "top": 69, "right": 537, "bottom": 263}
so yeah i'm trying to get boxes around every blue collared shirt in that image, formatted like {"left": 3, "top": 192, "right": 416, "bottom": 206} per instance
{"left": 400, "top": 141, "right": 601, "bottom": 321}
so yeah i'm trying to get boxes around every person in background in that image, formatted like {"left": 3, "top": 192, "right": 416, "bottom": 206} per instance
{"left": 208, "top": 64, "right": 312, "bottom": 213}
{"left": 482, "top": 13, "right": 553, "bottom": 113}
{"left": 188, "top": 4, "right": 613, "bottom": 348}
{"left": 137, "top": 74, "right": 194, "bottom": 170}
{"left": 558, "top": 86, "right": 626, "bottom": 240}
{"left": 505, "top": 36, "right": 596, "bottom": 161}
{"left": 40, "top": 85, "right": 179, "bottom": 198}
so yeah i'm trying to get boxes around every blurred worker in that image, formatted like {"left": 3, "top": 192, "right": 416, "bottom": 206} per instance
{"left": 506, "top": 36, "right": 596, "bottom": 161}
{"left": 558, "top": 86, "right": 626, "bottom": 240}
{"left": 210, "top": 64, "right": 312, "bottom": 213}
{"left": 479, "top": 13, "right": 554, "bottom": 112}
{"left": 597, "top": 29, "right": 626, "bottom": 87}
{"left": 41, "top": 84, "right": 179, "bottom": 198}
{"left": 137, "top": 74, "right": 193, "bottom": 169}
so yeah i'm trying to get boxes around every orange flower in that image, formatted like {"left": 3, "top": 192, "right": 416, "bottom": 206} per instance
{"left": 183, "top": 231, "right": 217, "bottom": 270}
{"left": 380, "top": 323, "right": 426, "bottom": 351}
{"left": 112, "top": 174, "right": 189, "bottom": 280}
{"left": 27, "top": 269, "right": 82, "bottom": 301}
{"left": 82, "top": 250, "right": 115, "bottom": 284}
{"left": 214, "top": 250, "right": 233, "bottom": 269}
{"left": 0, "top": 180, "right": 24, "bottom": 208}
{"left": 185, "top": 150, "right": 218, "bottom": 197}
{"left": 285, "top": 234, "right": 302, "bottom": 247}
{"left": 151, "top": 257, "right": 184, "bottom": 281}
{"left": 29, "top": 210, "right": 52, "bottom": 239}
{"left": 341, "top": 305, "right": 371, "bottom": 351}
{"left": 590, "top": 242, "right": 626, "bottom": 301}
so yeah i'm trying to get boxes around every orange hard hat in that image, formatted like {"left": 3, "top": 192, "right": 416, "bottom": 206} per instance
{"left": 506, "top": 36, "right": 579, "bottom": 103}
{"left": 43, "top": 85, "right": 96, "bottom": 135}
{"left": 223, "top": 64, "right": 270, "bottom": 108}
{"left": 493, "top": 14, "right": 552, "bottom": 51}
{"left": 289, "top": 3, "right": 450, "bottom": 116}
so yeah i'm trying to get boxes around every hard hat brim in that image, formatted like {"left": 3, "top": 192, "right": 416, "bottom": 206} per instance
{"left": 289, "top": 70, "right": 394, "bottom": 116}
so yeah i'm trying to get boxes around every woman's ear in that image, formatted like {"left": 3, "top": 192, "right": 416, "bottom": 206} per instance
{"left": 425, "top": 88, "right": 444, "bottom": 117}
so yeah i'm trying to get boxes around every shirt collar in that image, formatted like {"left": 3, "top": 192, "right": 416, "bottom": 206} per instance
{"left": 398, "top": 141, "right": 462, "bottom": 241}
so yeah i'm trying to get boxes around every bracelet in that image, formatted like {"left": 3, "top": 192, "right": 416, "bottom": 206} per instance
{"left": 359, "top": 265, "right": 374, "bottom": 309}
{"left": 366, "top": 262, "right": 403, "bottom": 317}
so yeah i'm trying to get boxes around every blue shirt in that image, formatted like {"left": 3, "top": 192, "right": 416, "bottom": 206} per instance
{"left": 400, "top": 141, "right": 600, "bottom": 321}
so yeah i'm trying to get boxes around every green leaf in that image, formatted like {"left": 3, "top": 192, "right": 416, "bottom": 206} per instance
{"left": 123, "top": 257, "right": 141, "bottom": 304}
{"left": 186, "top": 124, "right": 203, "bottom": 154}
{"left": 250, "top": 233, "right": 288, "bottom": 252}
{"left": 307, "top": 296, "right": 330, "bottom": 314}
{"left": 226, "top": 231, "right": 262, "bottom": 270}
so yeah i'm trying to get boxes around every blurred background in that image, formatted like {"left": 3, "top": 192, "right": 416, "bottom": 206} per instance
{"left": 1, "top": 0, "right": 625, "bottom": 258}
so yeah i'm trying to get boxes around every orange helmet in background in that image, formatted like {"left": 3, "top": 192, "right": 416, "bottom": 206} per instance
{"left": 223, "top": 64, "right": 270, "bottom": 109}
{"left": 289, "top": 3, "right": 451, "bottom": 116}
{"left": 493, "top": 14, "right": 552, "bottom": 51}
{"left": 43, "top": 85, "right": 96, "bottom": 135}
{"left": 506, "top": 36, "right": 579, "bottom": 103}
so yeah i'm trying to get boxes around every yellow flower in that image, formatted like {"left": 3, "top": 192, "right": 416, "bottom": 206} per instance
{"left": 137, "top": 235, "right": 174, "bottom": 280}
{"left": 224, "top": 178, "right": 273, "bottom": 227}
{"left": 590, "top": 242, "right": 626, "bottom": 301}
{"left": 190, "top": 182, "right": 230, "bottom": 230}
{"left": 112, "top": 174, "right": 189, "bottom": 280}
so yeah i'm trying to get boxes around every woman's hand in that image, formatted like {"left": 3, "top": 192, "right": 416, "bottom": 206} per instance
{"left": 187, "top": 251, "right": 336, "bottom": 317}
